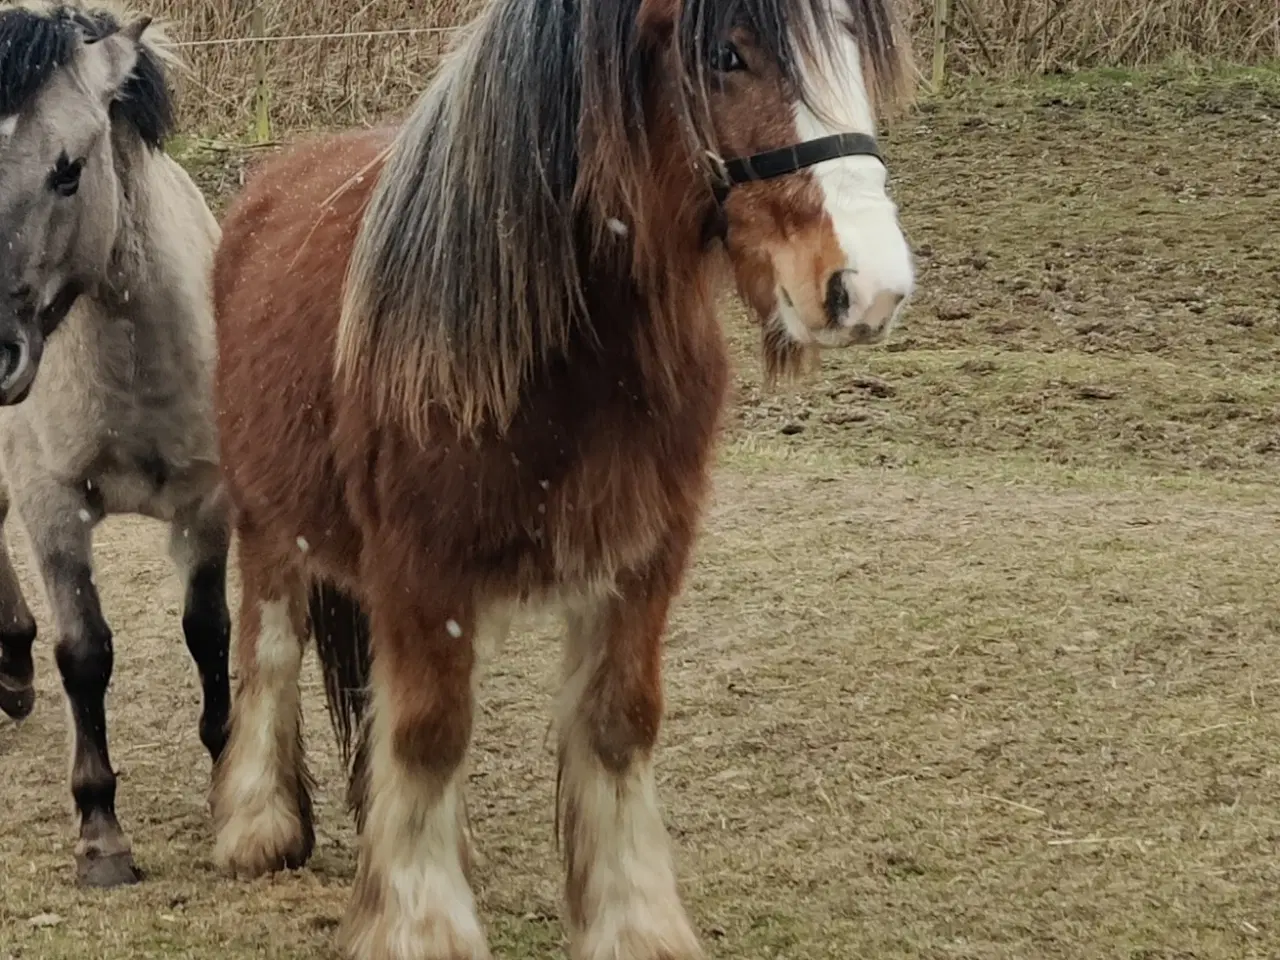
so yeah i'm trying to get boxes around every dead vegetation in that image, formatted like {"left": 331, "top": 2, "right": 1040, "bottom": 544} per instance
{"left": 911, "top": 0, "right": 1280, "bottom": 76}
{"left": 149, "top": 0, "right": 475, "bottom": 132}
{"left": 150, "top": 0, "right": 1280, "bottom": 131}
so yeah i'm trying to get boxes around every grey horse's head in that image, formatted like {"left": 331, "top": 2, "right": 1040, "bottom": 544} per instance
{"left": 0, "top": 3, "right": 175, "bottom": 404}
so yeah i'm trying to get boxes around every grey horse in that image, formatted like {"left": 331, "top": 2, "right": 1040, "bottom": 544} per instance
{"left": 0, "top": 2, "right": 229, "bottom": 887}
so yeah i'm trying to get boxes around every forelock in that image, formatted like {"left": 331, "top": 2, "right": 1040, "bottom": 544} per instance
{"left": 678, "top": 0, "right": 911, "bottom": 119}
{"left": 0, "top": 4, "right": 79, "bottom": 116}
{"left": 0, "top": 2, "right": 176, "bottom": 148}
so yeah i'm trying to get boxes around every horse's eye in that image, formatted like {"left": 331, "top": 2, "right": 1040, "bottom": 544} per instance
{"left": 709, "top": 42, "right": 745, "bottom": 72}
{"left": 48, "top": 155, "right": 84, "bottom": 198}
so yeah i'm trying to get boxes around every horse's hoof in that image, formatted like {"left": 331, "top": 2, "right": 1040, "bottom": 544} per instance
{"left": 76, "top": 850, "right": 143, "bottom": 888}
{"left": 0, "top": 677, "right": 34, "bottom": 721}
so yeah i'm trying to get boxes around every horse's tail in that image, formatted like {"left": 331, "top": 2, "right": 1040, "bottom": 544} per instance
{"left": 308, "top": 579, "right": 372, "bottom": 829}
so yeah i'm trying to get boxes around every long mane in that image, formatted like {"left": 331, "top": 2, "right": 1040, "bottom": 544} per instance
{"left": 336, "top": 0, "right": 913, "bottom": 438}
{"left": 0, "top": 0, "right": 178, "bottom": 149}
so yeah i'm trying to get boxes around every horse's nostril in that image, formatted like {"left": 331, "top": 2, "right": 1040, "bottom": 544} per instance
{"left": 0, "top": 340, "right": 25, "bottom": 386}
{"left": 824, "top": 270, "right": 854, "bottom": 324}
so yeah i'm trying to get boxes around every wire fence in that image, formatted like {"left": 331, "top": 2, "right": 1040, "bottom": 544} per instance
{"left": 151, "top": 0, "right": 475, "bottom": 135}
{"left": 157, "top": 0, "right": 1280, "bottom": 138}
{"left": 170, "top": 26, "right": 461, "bottom": 48}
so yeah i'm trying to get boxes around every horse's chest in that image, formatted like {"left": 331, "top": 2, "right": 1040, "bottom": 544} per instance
{"left": 52, "top": 318, "right": 212, "bottom": 448}
{"left": 528, "top": 346, "right": 727, "bottom": 586}
{"left": 363, "top": 331, "right": 728, "bottom": 595}
{"left": 533, "top": 407, "right": 720, "bottom": 586}
{"left": 0, "top": 317, "right": 218, "bottom": 518}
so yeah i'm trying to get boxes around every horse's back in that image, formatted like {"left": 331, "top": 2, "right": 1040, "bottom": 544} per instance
{"left": 213, "top": 129, "right": 392, "bottom": 570}
{"left": 213, "top": 128, "right": 392, "bottom": 326}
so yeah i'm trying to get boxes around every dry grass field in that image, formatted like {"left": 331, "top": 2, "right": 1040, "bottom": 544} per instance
{"left": 2, "top": 66, "right": 1279, "bottom": 959}
{"left": 148, "top": 0, "right": 1280, "bottom": 130}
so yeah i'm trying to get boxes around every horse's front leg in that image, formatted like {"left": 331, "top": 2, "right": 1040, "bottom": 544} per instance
{"left": 168, "top": 485, "right": 231, "bottom": 763}
{"left": 210, "top": 523, "right": 314, "bottom": 878}
{"left": 557, "top": 546, "right": 704, "bottom": 960}
{"left": 0, "top": 484, "right": 38, "bottom": 721}
{"left": 20, "top": 483, "right": 139, "bottom": 886}
{"left": 340, "top": 586, "right": 508, "bottom": 960}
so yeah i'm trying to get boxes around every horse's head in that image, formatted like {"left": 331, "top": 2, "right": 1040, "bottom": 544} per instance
{"left": 635, "top": 0, "right": 915, "bottom": 371}
{"left": 0, "top": 6, "right": 168, "bottom": 404}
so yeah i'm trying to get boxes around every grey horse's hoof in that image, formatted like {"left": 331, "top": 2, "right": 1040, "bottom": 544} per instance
{"left": 0, "top": 676, "right": 34, "bottom": 721}
{"left": 77, "top": 850, "right": 143, "bottom": 888}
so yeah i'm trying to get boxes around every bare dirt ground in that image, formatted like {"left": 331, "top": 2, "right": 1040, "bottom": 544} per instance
{"left": 2, "top": 68, "right": 1279, "bottom": 959}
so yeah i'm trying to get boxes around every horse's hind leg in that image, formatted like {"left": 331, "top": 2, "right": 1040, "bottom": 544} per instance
{"left": 168, "top": 487, "right": 231, "bottom": 762}
{"left": 0, "top": 484, "right": 38, "bottom": 721}
{"left": 18, "top": 484, "right": 139, "bottom": 886}
{"left": 556, "top": 552, "right": 703, "bottom": 960}
{"left": 209, "top": 524, "right": 314, "bottom": 877}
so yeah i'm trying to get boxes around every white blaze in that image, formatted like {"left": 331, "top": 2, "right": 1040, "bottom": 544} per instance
{"left": 790, "top": 8, "right": 914, "bottom": 321}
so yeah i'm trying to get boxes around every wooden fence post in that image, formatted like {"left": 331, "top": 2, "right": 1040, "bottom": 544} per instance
{"left": 932, "top": 0, "right": 949, "bottom": 92}
{"left": 251, "top": 0, "right": 271, "bottom": 143}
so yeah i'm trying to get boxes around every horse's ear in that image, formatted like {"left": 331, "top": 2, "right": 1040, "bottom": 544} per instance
{"left": 122, "top": 16, "right": 153, "bottom": 44}
{"left": 80, "top": 20, "right": 147, "bottom": 104}
{"left": 84, "top": 15, "right": 151, "bottom": 45}
{"left": 637, "top": 0, "right": 678, "bottom": 39}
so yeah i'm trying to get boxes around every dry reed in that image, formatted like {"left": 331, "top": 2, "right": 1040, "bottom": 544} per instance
{"left": 149, "top": 0, "right": 1279, "bottom": 132}
{"left": 905, "top": 0, "right": 1280, "bottom": 77}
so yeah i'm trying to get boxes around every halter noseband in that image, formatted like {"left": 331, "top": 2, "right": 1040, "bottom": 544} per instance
{"left": 704, "top": 131, "right": 885, "bottom": 242}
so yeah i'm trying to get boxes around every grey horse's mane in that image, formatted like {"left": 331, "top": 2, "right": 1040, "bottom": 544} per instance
{"left": 0, "top": 1, "right": 178, "bottom": 149}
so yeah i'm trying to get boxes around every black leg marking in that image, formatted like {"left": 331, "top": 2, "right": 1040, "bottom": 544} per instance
{"left": 0, "top": 618, "right": 36, "bottom": 720}
{"left": 0, "top": 512, "right": 38, "bottom": 721}
{"left": 47, "top": 549, "right": 140, "bottom": 887}
{"left": 182, "top": 557, "right": 231, "bottom": 762}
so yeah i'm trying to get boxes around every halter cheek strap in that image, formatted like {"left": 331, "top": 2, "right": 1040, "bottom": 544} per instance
{"left": 703, "top": 131, "right": 885, "bottom": 243}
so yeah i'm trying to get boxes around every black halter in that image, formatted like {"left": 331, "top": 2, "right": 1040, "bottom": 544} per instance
{"left": 704, "top": 131, "right": 885, "bottom": 242}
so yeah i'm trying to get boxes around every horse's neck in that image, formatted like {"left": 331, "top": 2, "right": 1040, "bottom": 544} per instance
{"left": 54, "top": 144, "right": 217, "bottom": 407}
{"left": 99, "top": 141, "right": 156, "bottom": 312}
{"left": 100, "top": 142, "right": 214, "bottom": 327}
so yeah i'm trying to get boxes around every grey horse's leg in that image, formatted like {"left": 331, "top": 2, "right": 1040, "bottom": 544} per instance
{"left": 18, "top": 481, "right": 139, "bottom": 886}
{"left": 168, "top": 486, "right": 231, "bottom": 763}
{"left": 0, "top": 482, "right": 38, "bottom": 720}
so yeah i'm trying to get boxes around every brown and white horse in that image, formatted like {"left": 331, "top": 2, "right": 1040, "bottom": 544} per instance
{"left": 209, "top": 0, "right": 914, "bottom": 957}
